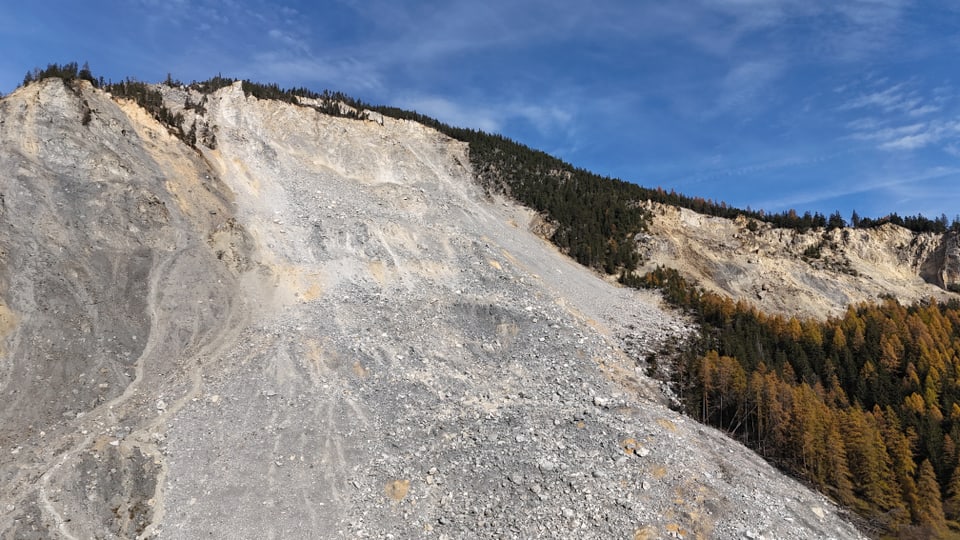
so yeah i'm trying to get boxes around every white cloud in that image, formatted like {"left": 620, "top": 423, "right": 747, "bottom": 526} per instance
{"left": 848, "top": 120, "right": 955, "bottom": 152}
{"left": 676, "top": 150, "right": 844, "bottom": 189}
{"left": 396, "top": 94, "right": 575, "bottom": 137}
{"left": 713, "top": 59, "right": 784, "bottom": 114}
{"left": 753, "top": 166, "right": 960, "bottom": 211}
{"left": 850, "top": 122, "right": 926, "bottom": 142}
{"left": 267, "top": 28, "right": 311, "bottom": 54}
{"left": 846, "top": 117, "right": 884, "bottom": 131}
{"left": 397, "top": 96, "right": 502, "bottom": 133}
{"left": 881, "top": 133, "right": 934, "bottom": 150}
{"left": 907, "top": 104, "right": 940, "bottom": 117}
{"left": 674, "top": 0, "right": 910, "bottom": 61}
{"left": 513, "top": 104, "right": 573, "bottom": 135}
{"left": 839, "top": 76, "right": 960, "bottom": 153}
{"left": 841, "top": 82, "right": 938, "bottom": 117}
{"left": 248, "top": 53, "right": 382, "bottom": 91}
{"left": 878, "top": 120, "right": 960, "bottom": 151}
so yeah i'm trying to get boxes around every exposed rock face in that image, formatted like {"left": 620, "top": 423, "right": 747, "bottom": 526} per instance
{"left": 0, "top": 79, "right": 862, "bottom": 539}
{"left": 932, "top": 231, "right": 960, "bottom": 291}
{"left": 637, "top": 203, "right": 960, "bottom": 319}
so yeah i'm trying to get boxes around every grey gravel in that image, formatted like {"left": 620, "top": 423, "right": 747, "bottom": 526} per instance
{"left": 0, "top": 79, "right": 865, "bottom": 539}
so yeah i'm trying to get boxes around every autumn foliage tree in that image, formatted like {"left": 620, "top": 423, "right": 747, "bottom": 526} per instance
{"left": 633, "top": 267, "right": 960, "bottom": 537}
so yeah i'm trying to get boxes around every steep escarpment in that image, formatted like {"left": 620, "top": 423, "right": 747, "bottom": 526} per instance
{"left": 0, "top": 79, "right": 862, "bottom": 539}
{"left": 0, "top": 77, "right": 254, "bottom": 539}
{"left": 635, "top": 202, "right": 960, "bottom": 319}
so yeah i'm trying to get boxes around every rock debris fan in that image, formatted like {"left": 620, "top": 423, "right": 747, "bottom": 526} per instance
{"left": 0, "top": 78, "right": 862, "bottom": 538}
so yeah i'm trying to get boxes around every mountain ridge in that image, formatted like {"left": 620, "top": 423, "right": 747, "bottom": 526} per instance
{"left": 634, "top": 201, "right": 960, "bottom": 320}
{"left": 0, "top": 76, "right": 866, "bottom": 538}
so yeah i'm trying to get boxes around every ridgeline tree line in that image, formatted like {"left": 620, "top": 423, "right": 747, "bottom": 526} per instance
{"left": 19, "top": 62, "right": 960, "bottom": 536}
{"left": 19, "top": 62, "right": 960, "bottom": 267}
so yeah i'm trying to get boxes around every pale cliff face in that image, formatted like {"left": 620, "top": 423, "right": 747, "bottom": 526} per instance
{"left": 0, "top": 79, "right": 862, "bottom": 539}
{"left": 637, "top": 202, "right": 960, "bottom": 319}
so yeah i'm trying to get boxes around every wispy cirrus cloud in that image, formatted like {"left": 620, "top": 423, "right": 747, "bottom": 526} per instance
{"left": 246, "top": 53, "right": 383, "bottom": 91}
{"left": 712, "top": 59, "right": 785, "bottom": 115}
{"left": 212, "top": 0, "right": 918, "bottom": 127}
{"left": 840, "top": 82, "right": 940, "bottom": 117}
{"left": 396, "top": 94, "right": 574, "bottom": 138}
{"left": 878, "top": 120, "right": 960, "bottom": 151}
{"left": 267, "top": 28, "right": 311, "bottom": 55}
{"left": 672, "top": 149, "right": 849, "bottom": 198}
{"left": 397, "top": 96, "right": 502, "bottom": 133}
{"left": 595, "top": 1, "right": 912, "bottom": 120}
{"left": 752, "top": 166, "right": 960, "bottom": 212}
{"left": 841, "top": 79, "right": 960, "bottom": 152}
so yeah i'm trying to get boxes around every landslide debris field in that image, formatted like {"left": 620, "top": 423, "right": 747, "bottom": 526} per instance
{"left": 0, "top": 79, "right": 863, "bottom": 539}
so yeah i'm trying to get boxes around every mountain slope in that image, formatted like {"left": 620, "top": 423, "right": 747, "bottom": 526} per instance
{"left": 636, "top": 202, "right": 960, "bottom": 319}
{"left": 0, "top": 78, "right": 862, "bottom": 539}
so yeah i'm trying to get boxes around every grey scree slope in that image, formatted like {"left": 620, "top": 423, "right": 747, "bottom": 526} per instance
{"left": 0, "top": 79, "right": 863, "bottom": 539}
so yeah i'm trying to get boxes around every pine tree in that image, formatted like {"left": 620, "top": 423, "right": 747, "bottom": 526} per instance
{"left": 823, "top": 414, "right": 855, "bottom": 505}
{"left": 78, "top": 61, "right": 94, "bottom": 85}
{"left": 914, "top": 459, "right": 947, "bottom": 535}
{"left": 944, "top": 465, "right": 960, "bottom": 521}
{"left": 841, "top": 407, "right": 905, "bottom": 518}
{"left": 827, "top": 210, "right": 846, "bottom": 230}
{"left": 877, "top": 406, "right": 919, "bottom": 525}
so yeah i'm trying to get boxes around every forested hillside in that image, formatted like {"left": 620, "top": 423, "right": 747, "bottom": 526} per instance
{"left": 637, "top": 267, "right": 960, "bottom": 537}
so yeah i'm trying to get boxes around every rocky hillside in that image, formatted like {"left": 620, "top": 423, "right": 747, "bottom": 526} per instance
{"left": 636, "top": 202, "right": 960, "bottom": 319}
{"left": 0, "top": 78, "right": 864, "bottom": 539}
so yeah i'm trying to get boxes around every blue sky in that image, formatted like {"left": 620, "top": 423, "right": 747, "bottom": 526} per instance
{"left": 2, "top": 1, "right": 959, "bottom": 221}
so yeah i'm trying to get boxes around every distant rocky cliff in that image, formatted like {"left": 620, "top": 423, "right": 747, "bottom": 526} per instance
{"left": 635, "top": 202, "right": 960, "bottom": 319}
{"left": 0, "top": 78, "right": 864, "bottom": 539}
{"left": 927, "top": 230, "right": 960, "bottom": 290}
